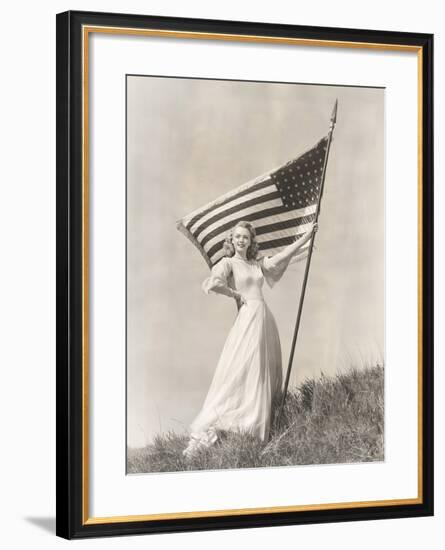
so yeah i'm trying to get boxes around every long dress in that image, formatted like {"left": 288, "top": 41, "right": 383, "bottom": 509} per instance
{"left": 183, "top": 252, "right": 299, "bottom": 458}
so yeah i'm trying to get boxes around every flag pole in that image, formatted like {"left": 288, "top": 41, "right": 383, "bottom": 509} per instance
{"left": 276, "top": 99, "right": 338, "bottom": 426}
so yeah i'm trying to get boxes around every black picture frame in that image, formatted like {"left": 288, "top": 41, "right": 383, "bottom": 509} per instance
{"left": 56, "top": 10, "right": 434, "bottom": 540}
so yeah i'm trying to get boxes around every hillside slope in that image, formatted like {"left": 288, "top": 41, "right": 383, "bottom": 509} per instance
{"left": 128, "top": 365, "right": 384, "bottom": 474}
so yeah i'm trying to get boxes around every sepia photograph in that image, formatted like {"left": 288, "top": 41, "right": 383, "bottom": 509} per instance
{"left": 125, "top": 75, "right": 385, "bottom": 474}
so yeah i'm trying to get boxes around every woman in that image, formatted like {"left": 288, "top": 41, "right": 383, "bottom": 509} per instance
{"left": 183, "top": 220, "right": 317, "bottom": 459}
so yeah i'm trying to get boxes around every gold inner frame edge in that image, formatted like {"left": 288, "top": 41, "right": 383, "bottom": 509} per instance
{"left": 81, "top": 25, "right": 424, "bottom": 525}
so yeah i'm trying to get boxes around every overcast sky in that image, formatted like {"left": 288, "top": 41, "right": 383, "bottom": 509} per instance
{"left": 126, "top": 75, "right": 384, "bottom": 448}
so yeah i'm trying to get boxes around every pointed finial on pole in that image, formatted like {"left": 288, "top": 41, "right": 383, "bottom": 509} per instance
{"left": 330, "top": 99, "right": 338, "bottom": 129}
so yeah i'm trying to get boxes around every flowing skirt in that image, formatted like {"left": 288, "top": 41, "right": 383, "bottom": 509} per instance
{"left": 184, "top": 298, "right": 282, "bottom": 456}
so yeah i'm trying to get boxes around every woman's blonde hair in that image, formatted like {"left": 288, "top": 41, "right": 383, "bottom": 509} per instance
{"left": 222, "top": 220, "right": 259, "bottom": 260}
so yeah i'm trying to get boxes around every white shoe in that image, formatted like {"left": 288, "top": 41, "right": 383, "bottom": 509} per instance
{"left": 183, "top": 428, "right": 218, "bottom": 459}
{"left": 182, "top": 438, "right": 200, "bottom": 459}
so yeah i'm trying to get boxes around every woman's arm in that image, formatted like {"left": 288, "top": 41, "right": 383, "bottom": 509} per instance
{"left": 269, "top": 222, "right": 317, "bottom": 265}
{"left": 202, "top": 258, "right": 247, "bottom": 305}
{"left": 204, "top": 278, "right": 247, "bottom": 307}
{"left": 292, "top": 247, "right": 310, "bottom": 262}
{"left": 206, "top": 280, "right": 244, "bottom": 303}
{"left": 260, "top": 223, "right": 317, "bottom": 288}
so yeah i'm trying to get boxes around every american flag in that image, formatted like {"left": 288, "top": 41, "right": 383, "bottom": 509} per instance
{"left": 177, "top": 136, "right": 328, "bottom": 267}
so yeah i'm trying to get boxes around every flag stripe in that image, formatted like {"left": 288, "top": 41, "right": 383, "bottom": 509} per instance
{"left": 259, "top": 235, "right": 305, "bottom": 251}
{"left": 200, "top": 204, "right": 287, "bottom": 252}
{"left": 188, "top": 183, "right": 276, "bottom": 234}
{"left": 205, "top": 219, "right": 314, "bottom": 261}
{"left": 256, "top": 220, "right": 315, "bottom": 243}
{"left": 184, "top": 176, "right": 272, "bottom": 230}
{"left": 193, "top": 190, "right": 282, "bottom": 240}
{"left": 198, "top": 197, "right": 284, "bottom": 247}
{"left": 201, "top": 204, "right": 316, "bottom": 254}
{"left": 203, "top": 212, "right": 315, "bottom": 258}
{"left": 254, "top": 205, "right": 317, "bottom": 236}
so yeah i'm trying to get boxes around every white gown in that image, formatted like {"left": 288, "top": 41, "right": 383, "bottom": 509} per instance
{"left": 183, "top": 252, "right": 300, "bottom": 457}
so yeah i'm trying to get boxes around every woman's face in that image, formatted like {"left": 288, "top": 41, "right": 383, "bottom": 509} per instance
{"left": 232, "top": 226, "right": 251, "bottom": 256}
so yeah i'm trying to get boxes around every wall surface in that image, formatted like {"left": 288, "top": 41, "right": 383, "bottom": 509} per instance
{"left": 0, "top": 0, "right": 442, "bottom": 548}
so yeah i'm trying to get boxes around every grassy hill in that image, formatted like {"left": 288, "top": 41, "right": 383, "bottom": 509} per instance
{"left": 127, "top": 365, "right": 384, "bottom": 474}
